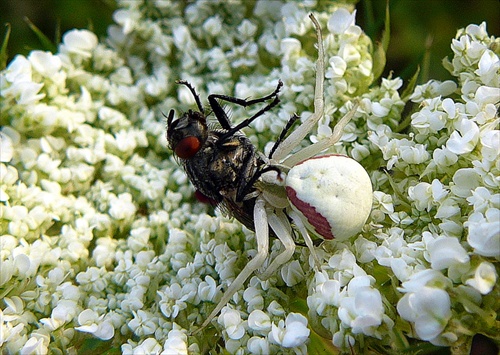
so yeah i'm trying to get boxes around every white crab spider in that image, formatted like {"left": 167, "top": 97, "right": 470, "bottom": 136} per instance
{"left": 192, "top": 14, "right": 373, "bottom": 332}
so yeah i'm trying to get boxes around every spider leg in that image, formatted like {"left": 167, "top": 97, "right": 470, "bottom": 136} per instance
{"left": 289, "top": 210, "right": 321, "bottom": 269}
{"left": 209, "top": 80, "right": 283, "bottom": 131}
{"left": 257, "top": 209, "right": 296, "bottom": 281}
{"left": 270, "top": 14, "right": 325, "bottom": 162}
{"left": 282, "top": 101, "right": 359, "bottom": 167}
{"left": 194, "top": 196, "right": 269, "bottom": 333}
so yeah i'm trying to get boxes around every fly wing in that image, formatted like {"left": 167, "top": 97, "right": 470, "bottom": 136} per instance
{"left": 218, "top": 196, "right": 256, "bottom": 233}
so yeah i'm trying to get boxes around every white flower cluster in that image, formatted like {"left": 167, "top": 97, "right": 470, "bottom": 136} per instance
{"left": 1, "top": 0, "right": 498, "bottom": 354}
{"left": 307, "top": 19, "right": 499, "bottom": 350}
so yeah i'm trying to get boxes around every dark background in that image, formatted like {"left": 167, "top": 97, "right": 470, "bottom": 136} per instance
{"left": 1, "top": 0, "right": 499, "bottom": 82}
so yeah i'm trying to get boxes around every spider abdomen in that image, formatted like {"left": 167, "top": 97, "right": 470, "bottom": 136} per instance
{"left": 285, "top": 154, "right": 373, "bottom": 241}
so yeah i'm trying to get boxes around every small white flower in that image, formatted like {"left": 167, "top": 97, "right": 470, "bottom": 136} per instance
{"left": 432, "top": 146, "right": 458, "bottom": 169}
{"left": 247, "top": 310, "right": 271, "bottom": 333}
{"left": 434, "top": 199, "right": 461, "bottom": 220}
{"left": 480, "top": 130, "right": 500, "bottom": 161}
{"left": 426, "top": 235, "right": 470, "bottom": 273}
{"left": 280, "top": 260, "right": 305, "bottom": 287}
{"left": 0, "top": 131, "right": 15, "bottom": 163}
{"left": 466, "top": 186, "right": 499, "bottom": 213}
{"left": 326, "top": 56, "right": 347, "bottom": 79}
{"left": 465, "top": 208, "right": 500, "bottom": 257}
{"left": 128, "top": 310, "right": 158, "bottom": 337}
{"left": 218, "top": 308, "right": 245, "bottom": 340}
{"left": 128, "top": 227, "right": 151, "bottom": 252}
{"left": 20, "top": 335, "right": 49, "bottom": 355}
{"left": 113, "top": 9, "right": 141, "bottom": 35}
{"left": 475, "top": 50, "right": 500, "bottom": 86}
{"left": 269, "top": 313, "right": 310, "bottom": 348}
{"left": 473, "top": 85, "right": 500, "bottom": 107}
{"left": 172, "top": 25, "right": 193, "bottom": 51}
{"left": 92, "top": 237, "right": 118, "bottom": 268}
{"left": 76, "top": 309, "right": 115, "bottom": 340}
{"left": 203, "top": 15, "right": 223, "bottom": 37}
{"left": 267, "top": 300, "right": 285, "bottom": 317}
{"left": 132, "top": 338, "right": 162, "bottom": 355}
{"left": 397, "top": 286, "right": 452, "bottom": 342}
{"left": 243, "top": 284, "right": 264, "bottom": 311}
{"left": 238, "top": 19, "right": 257, "bottom": 39}
{"left": 450, "top": 168, "right": 481, "bottom": 198}
{"left": 28, "top": 50, "right": 63, "bottom": 78}
{"left": 3, "top": 54, "right": 32, "bottom": 82}
{"left": 328, "top": 8, "right": 357, "bottom": 35}
{"left": 446, "top": 118, "right": 480, "bottom": 154}
{"left": 399, "top": 143, "right": 430, "bottom": 165}
{"left": 3, "top": 75, "right": 45, "bottom": 105}
{"left": 281, "top": 3, "right": 308, "bottom": 36}
{"left": 247, "top": 336, "right": 271, "bottom": 355}
{"left": 162, "top": 329, "right": 188, "bottom": 355}
{"left": 108, "top": 192, "right": 136, "bottom": 220}
{"left": 51, "top": 299, "right": 79, "bottom": 324}
{"left": 198, "top": 275, "right": 218, "bottom": 301}
{"left": 60, "top": 29, "right": 98, "bottom": 58}
{"left": 408, "top": 182, "right": 433, "bottom": 211}
{"left": 465, "top": 262, "right": 497, "bottom": 294}
{"left": 280, "top": 38, "right": 301, "bottom": 61}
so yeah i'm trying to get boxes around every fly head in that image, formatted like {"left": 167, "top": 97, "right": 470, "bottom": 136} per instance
{"left": 166, "top": 109, "right": 208, "bottom": 159}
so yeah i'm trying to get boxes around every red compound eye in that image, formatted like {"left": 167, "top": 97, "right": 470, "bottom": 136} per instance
{"left": 175, "top": 136, "right": 201, "bottom": 159}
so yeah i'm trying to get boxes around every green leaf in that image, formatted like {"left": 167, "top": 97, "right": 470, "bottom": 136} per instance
{"left": 77, "top": 338, "right": 118, "bottom": 355}
{"left": 0, "top": 23, "right": 11, "bottom": 70}
{"left": 24, "top": 17, "right": 57, "bottom": 53}
{"left": 372, "top": 0, "right": 390, "bottom": 81}
{"left": 401, "top": 66, "right": 420, "bottom": 102}
{"left": 381, "top": 0, "right": 390, "bottom": 53}
{"left": 308, "top": 328, "right": 340, "bottom": 355}
{"left": 372, "top": 41, "right": 387, "bottom": 81}
{"left": 421, "top": 34, "right": 433, "bottom": 83}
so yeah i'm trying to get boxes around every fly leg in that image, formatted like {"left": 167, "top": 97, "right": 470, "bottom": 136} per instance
{"left": 268, "top": 113, "right": 300, "bottom": 160}
{"left": 209, "top": 80, "right": 283, "bottom": 133}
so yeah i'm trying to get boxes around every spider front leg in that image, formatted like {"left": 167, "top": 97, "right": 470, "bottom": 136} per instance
{"left": 256, "top": 209, "right": 296, "bottom": 281}
{"left": 194, "top": 196, "right": 270, "bottom": 333}
{"left": 269, "top": 14, "right": 359, "bottom": 166}
{"left": 283, "top": 100, "right": 359, "bottom": 167}
{"left": 270, "top": 14, "right": 325, "bottom": 162}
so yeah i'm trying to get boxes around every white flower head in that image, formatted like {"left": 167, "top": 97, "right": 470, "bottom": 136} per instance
{"left": 1, "top": 1, "right": 499, "bottom": 353}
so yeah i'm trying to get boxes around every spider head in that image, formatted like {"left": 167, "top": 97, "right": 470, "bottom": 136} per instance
{"left": 166, "top": 109, "right": 208, "bottom": 159}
